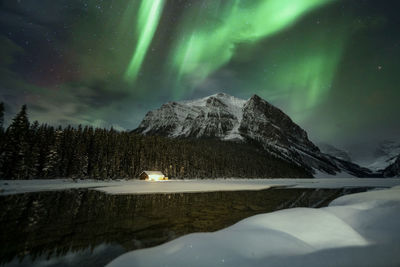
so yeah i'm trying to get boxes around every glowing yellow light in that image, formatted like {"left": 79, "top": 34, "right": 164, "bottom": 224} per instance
{"left": 148, "top": 174, "right": 166, "bottom": 181}
{"left": 140, "top": 171, "right": 168, "bottom": 181}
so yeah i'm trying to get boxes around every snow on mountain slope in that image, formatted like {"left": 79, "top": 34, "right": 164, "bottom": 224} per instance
{"left": 318, "top": 143, "right": 352, "bottom": 162}
{"left": 134, "top": 93, "right": 373, "bottom": 177}
{"left": 368, "top": 141, "right": 400, "bottom": 171}
{"left": 136, "top": 93, "right": 246, "bottom": 140}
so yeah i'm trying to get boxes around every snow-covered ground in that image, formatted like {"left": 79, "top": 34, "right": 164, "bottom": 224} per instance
{"left": 1, "top": 178, "right": 400, "bottom": 195}
{"left": 107, "top": 186, "right": 400, "bottom": 267}
{"left": 313, "top": 170, "right": 357, "bottom": 178}
{"left": 0, "top": 179, "right": 130, "bottom": 195}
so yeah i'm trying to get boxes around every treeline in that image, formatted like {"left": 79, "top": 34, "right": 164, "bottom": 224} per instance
{"left": 0, "top": 104, "right": 310, "bottom": 179}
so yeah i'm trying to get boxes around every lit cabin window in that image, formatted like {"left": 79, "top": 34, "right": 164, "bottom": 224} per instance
{"left": 139, "top": 171, "right": 168, "bottom": 181}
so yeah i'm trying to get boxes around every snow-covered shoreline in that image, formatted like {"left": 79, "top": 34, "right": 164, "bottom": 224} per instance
{"left": 107, "top": 186, "right": 400, "bottom": 267}
{"left": 1, "top": 178, "right": 400, "bottom": 196}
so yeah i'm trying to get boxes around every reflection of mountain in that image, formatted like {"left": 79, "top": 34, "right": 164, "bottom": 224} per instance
{"left": 0, "top": 188, "right": 368, "bottom": 265}
{"left": 135, "top": 93, "right": 372, "bottom": 177}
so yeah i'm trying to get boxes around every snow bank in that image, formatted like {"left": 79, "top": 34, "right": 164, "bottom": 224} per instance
{"left": 2, "top": 178, "right": 400, "bottom": 195}
{"left": 107, "top": 186, "right": 400, "bottom": 267}
{"left": 0, "top": 179, "right": 129, "bottom": 195}
{"left": 94, "top": 180, "right": 275, "bottom": 195}
{"left": 95, "top": 178, "right": 400, "bottom": 195}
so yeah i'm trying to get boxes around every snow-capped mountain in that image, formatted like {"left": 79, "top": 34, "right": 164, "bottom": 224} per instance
{"left": 318, "top": 143, "right": 352, "bottom": 162}
{"left": 368, "top": 140, "right": 400, "bottom": 171}
{"left": 135, "top": 93, "right": 246, "bottom": 140}
{"left": 134, "top": 93, "right": 373, "bottom": 177}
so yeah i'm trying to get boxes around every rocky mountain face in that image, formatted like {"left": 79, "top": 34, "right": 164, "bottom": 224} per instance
{"left": 134, "top": 93, "right": 373, "bottom": 177}
{"left": 135, "top": 93, "right": 246, "bottom": 140}
{"left": 383, "top": 155, "right": 400, "bottom": 177}
{"left": 369, "top": 141, "right": 400, "bottom": 171}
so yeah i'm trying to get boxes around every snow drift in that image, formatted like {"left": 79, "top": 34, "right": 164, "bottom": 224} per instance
{"left": 107, "top": 186, "right": 400, "bottom": 267}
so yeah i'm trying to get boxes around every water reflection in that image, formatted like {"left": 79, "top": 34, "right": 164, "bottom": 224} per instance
{"left": 0, "top": 187, "right": 368, "bottom": 266}
{"left": 3, "top": 243, "right": 125, "bottom": 267}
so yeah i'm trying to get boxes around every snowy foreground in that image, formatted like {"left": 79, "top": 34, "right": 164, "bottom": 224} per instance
{"left": 107, "top": 186, "right": 400, "bottom": 267}
{"left": 1, "top": 178, "right": 400, "bottom": 195}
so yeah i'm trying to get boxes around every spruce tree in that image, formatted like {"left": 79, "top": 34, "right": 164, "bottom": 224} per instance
{"left": 2, "top": 105, "right": 30, "bottom": 179}
{"left": 0, "top": 102, "right": 4, "bottom": 132}
{"left": 27, "top": 121, "right": 41, "bottom": 178}
{"left": 43, "top": 129, "right": 62, "bottom": 178}
{"left": 0, "top": 102, "right": 5, "bottom": 176}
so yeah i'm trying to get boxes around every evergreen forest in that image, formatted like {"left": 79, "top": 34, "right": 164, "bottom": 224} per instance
{"left": 0, "top": 104, "right": 310, "bottom": 180}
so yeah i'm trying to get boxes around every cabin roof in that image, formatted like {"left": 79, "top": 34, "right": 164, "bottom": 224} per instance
{"left": 141, "top": 171, "right": 164, "bottom": 176}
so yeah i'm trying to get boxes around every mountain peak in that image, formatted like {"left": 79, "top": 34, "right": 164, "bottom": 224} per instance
{"left": 250, "top": 94, "right": 261, "bottom": 100}
{"left": 180, "top": 92, "right": 245, "bottom": 108}
{"left": 215, "top": 92, "right": 230, "bottom": 97}
{"left": 133, "top": 93, "right": 373, "bottom": 177}
{"left": 135, "top": 92, "right": 311, "bottom": 153}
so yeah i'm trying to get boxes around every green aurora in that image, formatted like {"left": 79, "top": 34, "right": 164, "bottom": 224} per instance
{"left": 167, "top": 0, "right": 336, "bottom": 99}
{"left": 122, "top": 0, "right": 339, "bottom": 106}
{"left": 124, "top": 0, "right": 166, "bottom": 82}
{"left": 0, "top": 0, "right": 399, "bottom": 146}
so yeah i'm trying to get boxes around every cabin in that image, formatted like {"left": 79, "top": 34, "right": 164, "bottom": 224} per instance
{"left": 139, "top": 171, "right": 168, "bottom": 181}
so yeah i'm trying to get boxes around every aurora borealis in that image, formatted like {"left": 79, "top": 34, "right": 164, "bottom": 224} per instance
{"left": 0, "top": 0, "right": 399, "bottom": 148}
{"left": 125, "top": 0, "right": 165, "bottom": 82}
{"left": 168, "top": 0, "right": 336, "bottom": 98}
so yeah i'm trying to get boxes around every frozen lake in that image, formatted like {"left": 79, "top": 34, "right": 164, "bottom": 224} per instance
{"left": 1, "top": 178, "right": 399, "bottom": 266}
{"left": 1, "top": 178, "right": 400, "bottom": 195}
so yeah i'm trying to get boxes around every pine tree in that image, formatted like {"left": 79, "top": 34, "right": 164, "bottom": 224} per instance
{"left": 69, "top": 125, "right": 88, "bottom": 178}
{"left": 0, "top": 102, "right": 5, "bottom": 176}
{"left": 0, "top": 103, "right": 311, "bottom": 180}
{"left": 0, "top": 102, "right": 4, "bottom": 133}
{"left": 26, "top": 121, "right": 41, "bottom": 178}
{"left": 43, "top": 129, "right": 62, "bottom": 178}
{"left": 2, "top": 105, "right": 30, "bottom": 179}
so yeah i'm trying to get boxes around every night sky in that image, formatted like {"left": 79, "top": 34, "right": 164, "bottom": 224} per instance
{"left": 1, "top": 0, "right": 399, "bottom": 148}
